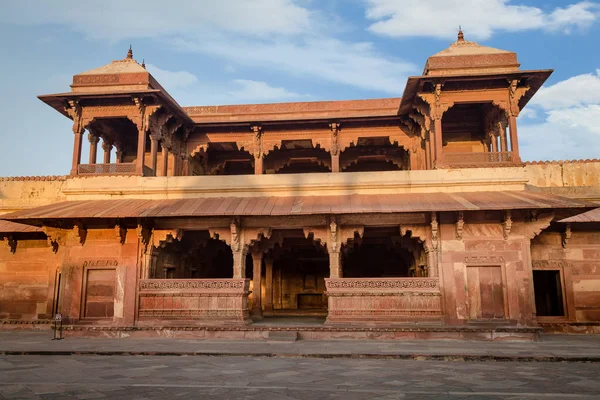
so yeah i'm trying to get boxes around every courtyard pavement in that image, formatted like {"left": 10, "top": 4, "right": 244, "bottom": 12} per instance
{"left": 1, "top": 354, "right": 599, "bottom": 399}
{"left": 1, "top": 331, "right": 600, "bottom": 362}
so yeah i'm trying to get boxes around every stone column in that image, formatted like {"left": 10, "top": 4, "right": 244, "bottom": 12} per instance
{"left": 88, "top": 133, "right": 99, "bottom": 164}
{"left": 331, "top": 153, "right": 340, "bottom": 173}
{"left": 425, "top": 138, "right": 432, "bottom": 170}
{"left": 135, "top": 127, "right": 147, "bottom": 175}
{"left": 433, "top": 118, "right": 443, "bottom": 168}
{"left": 251, "top": 250, "right": 263, "bottom": 317}
{"left": 508, "top": 116, "right": 521, "bottom": 162}
{"left": 499, "top": 122, "right": 508, "bottom": 152}
{"left": 102, "top": 141, "right": 112, "bottom": 164}
{"left": 161, "top": 145, "right": 169, "bottom": 177}
{"left": 329, "top": 250, "right": 342, "bottom": 278}
{"left": 232, "top": 250, "right": 246, "bottom": 279}
{"left": 263, "top": 257, "right": 274, "bottom": 314}
{"left": 490, "top": 133, "right": 498, "bottom": 152}
{"left": 70, "top": 128, "right": 83, "bottom": 176}
{"left": 254, "top": 154, "right": 263, "bottom": 175}
{"left": 150, "top": 135, "right": 159, "bottom": 175}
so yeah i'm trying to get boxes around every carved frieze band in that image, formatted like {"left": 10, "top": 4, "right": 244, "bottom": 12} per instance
{"left": 464, "top": 256, "right": 505, "bottom": 264}
{"left": 139, "top": 279, "right": 248, "bottom": 291}
{"left": 325, "top": 278, "right": 439, "bottom": 290}
{"left": 532, "top": 260, "right": 572, "bottom": 269}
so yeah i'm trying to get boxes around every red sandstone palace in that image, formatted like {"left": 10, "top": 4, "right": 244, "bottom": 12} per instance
{"left": 1, "top": 32, "right": 599, "bottom": 340}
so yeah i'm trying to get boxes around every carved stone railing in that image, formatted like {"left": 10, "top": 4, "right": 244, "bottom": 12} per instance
{"left": 137, "top": 279, "right": 250, "bottom": 324}
{"left": 325, "top": 278, "right": 442, "bottom": 324}
{"left": 78, "top": 163, "right": 137, "bottom": 176}
{"left": 441, "top": 152, "right": 517, "bottom": 168}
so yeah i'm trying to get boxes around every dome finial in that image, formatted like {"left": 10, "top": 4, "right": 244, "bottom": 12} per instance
{"left": 457, "top": 26, "right": 464, "bottom": 42}
{"left": 126, "top": 45, "right": 133, "bottom": 59}
{"left": 141, "top": 59, "right": 146, "bottom": 69}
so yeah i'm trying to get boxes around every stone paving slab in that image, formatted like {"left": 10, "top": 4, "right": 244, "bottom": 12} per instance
{"left": 1, "top": 332, "right": 600, "bottom": 362}
{"left": 1, "top": 355, "right": 600, "bottom": 399}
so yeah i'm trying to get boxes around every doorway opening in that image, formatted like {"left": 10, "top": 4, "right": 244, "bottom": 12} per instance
{"left": 533, "top": 270, "right": 565, "bottom": 317}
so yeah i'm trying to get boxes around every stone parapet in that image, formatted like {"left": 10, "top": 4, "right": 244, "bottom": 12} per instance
{"left": 325, "top": 278, "right": 443, "bottom": 325}
{"left": 137, "top": 279, "right": 251, "bottom": 325}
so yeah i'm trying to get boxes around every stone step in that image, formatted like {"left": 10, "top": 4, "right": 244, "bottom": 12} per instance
{"left": 267, "top": 331, "right": 298, "bottom": 342}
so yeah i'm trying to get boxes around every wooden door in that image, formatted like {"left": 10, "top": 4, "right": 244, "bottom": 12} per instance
{"left": 467, "top": 266, "right": 505, "bottom": 320}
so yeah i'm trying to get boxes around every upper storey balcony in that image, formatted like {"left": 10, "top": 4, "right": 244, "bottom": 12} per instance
{"left": 37, "top": 31, "right": 551, "bottom": 178}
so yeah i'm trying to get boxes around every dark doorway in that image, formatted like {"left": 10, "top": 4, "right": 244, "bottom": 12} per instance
{"left": 533, "top": 270, "right": 565, "bottom": 317}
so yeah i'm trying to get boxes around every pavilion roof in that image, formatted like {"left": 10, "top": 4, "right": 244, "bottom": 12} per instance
{"left": 0, "top": 191, "right": 592, "bottom": 225}
{"left": 0, "top": 220, "right": 42, "bottom": 234}
{"left": 559, "top": 208, "right": 600, "bottom": 223}
{"left": 183, "top": 98, "right": 402, "bottom": 124}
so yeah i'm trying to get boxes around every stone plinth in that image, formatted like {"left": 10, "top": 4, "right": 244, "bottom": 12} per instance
{"left": 137, "top": 279, "right": 250, "bottom": 325}
{"left": 324, "top": 278, "right": 442, "bottom": 325}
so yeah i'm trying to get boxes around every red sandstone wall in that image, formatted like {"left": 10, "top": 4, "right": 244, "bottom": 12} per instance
{"left": 531, "top": 228, "right": 600, "bottom": 324}
{"left": 0, "top": 238, "right": 61, "bottom": 321}
{"left": 58, "top": 229, "right": 140, "bottom": 326}
{"left": 439, "top": 219, "right": 536, "bottom": 326}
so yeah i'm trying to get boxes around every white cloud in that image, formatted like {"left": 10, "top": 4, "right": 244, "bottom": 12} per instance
{"left": 364, "top": 0, "right": 599, "bottom": 40}
{"left": 146, "top": 64, "right": 198, "bottom": 90}
{"left": 227, "top": 80, "right": 305, "bottom": 102}
{"left": 172, "top": 37, "right": 416, "bottom": 94}
{"left": 518, "top": 107, "right": 538, "bottom": 119}
{"left": 0, "top": 0, "right": 415, "bottom": 95}
{"left": 530, "top": 69, "right": 600, "bottom": 109}
{"left": 520, "top": 70, "right": 600, "bottom": 161}
{"left": 0, "top": 0, "right": 314, "bottom": 40}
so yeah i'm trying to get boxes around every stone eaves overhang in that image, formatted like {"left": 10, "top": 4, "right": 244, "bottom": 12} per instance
{"left": 397, "top": 69, "right": 553, "bottom": 115}
{"left": 0, "top": 191, "right": 593, "bottom": 228}
{"left": 38, "top": 89, "right": 194, "bottom": 126}
{"left": 559, "top": 208, "right": 600, "bottom": 223}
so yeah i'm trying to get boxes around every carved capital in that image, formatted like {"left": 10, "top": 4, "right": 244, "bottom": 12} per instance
{"left": 524, "top": 212, "right": 554, "bottom": 240}
{"left": 251, "top": 125, "right": 263, "bottom": 158}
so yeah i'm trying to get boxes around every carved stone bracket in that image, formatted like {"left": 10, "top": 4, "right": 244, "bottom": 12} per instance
{"left": 137, "top": 223, "right": 152, "bottom": 249}
{"left": 524, "top": 212, "right": 554, "bottom": 240}
{"left": 399, "top": 225, "right": 427, "bottom": 242}
{"left": 456, "top": 211, "right": 465, "bottom": 240}
{"left": 3, "top": 235, "right": 17, "bottom": 254}
{"left": 329, "top": 122, "right": 340, "bottom": 156}
{"left": 115, "top": 223, "right": 127, "bottom": 245}
{"left": 42, "top": 227, "right": 67, "bottom": 253}
{"left": 502, "top": 210, "right": 512, "bottom": 240}
{"left": 562, "top": 223, "right": 572, "bottom": 248}
{"left": 73, "top": 222, "right": 87, "bottom": 246}
{"left": 251, "top": 125, "right": 263, "bottom": 159}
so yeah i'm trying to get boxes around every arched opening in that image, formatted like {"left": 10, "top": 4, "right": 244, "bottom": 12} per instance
{"left": 263, "top": 230, "right": 329, "bottom": 316}
{"left": 343, "top": 227, "right": 427, "bottom": 278}
{"left": 189, "top": 142, "right": 254, "bottom": 175}
{"left": 150, "top": 231, "right": 233, "bottom": 279}
{"left": 340, "top": 137, "right": 409, "bottom": 172}
{"left": 79, "top": 117, "right": 139, "bottom": 175}
{"left": 265, "top": 140, "right": 331, "bottom": 174}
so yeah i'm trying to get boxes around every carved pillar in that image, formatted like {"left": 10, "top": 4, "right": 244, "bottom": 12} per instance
{"left": 264, "top": 257, "right": 274, "bottom": 314}
{"left": 498, "top": 122, "right": 508, "bottom": 152}
{"left": 71, "top": 127, "right": 83, "bottom": 176}
{"left": 252, "top": 125, "right": 263, "bottom": 175}
{"left": 251, "top": 250, "right": 263, "bottom": 317}
{"left": 161, "top": 145, "right": 168, "bottom": 177}
{"left": 490, "top": 133, "right": 498, "bottom": 152}
{"left": 330, "top": 122, "right": 340, "bottom": 173}
{"left": 329, "top": 250, "right": 342, "bottom": 278}
{"left": 433, "top": 118, "right": 443, "bottom": 168}
{"left": 232, "top": 250, "right": 246, "bottom": 278}
{"left": 508, "top": 116, "right": 520, "bottom": 161}
{"left": 102, "top": 140, "right": 112, "bottom": 164}
{"left": 135, "top": 127, "right": 147, "bottom": 175}
{"left": 150, "top": 135, "right": 159, "bottom": 175}
{"left": 88, "top": 133, "right": 99, "bottom": 164}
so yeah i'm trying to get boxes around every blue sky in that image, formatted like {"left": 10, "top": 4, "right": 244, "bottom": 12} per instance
{"left": 0, "top": 0, "right": 599, "bottom": 176}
